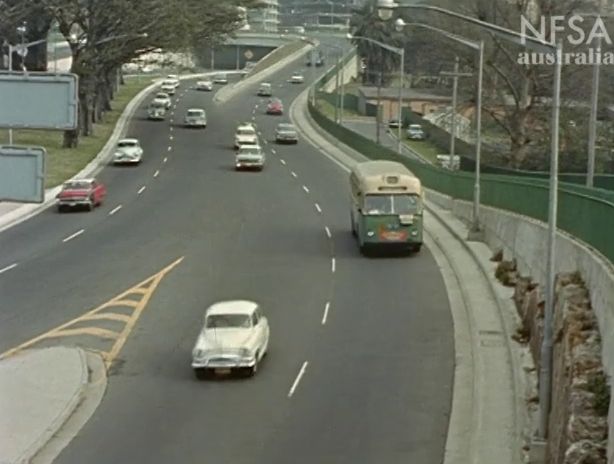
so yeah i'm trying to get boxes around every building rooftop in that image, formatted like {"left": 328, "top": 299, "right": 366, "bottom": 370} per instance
{"left": 358, "top": 86, "right": 452, "bottom": 101}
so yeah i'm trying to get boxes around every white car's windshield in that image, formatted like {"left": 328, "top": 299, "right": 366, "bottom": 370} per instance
{"left": 155, "top": 94, "right": 168, "bottom": 99}
{"left": 239, "top": 147, "right": 261, "bottom": 155}
{"left": 118, "top": 141, "right": 137, "bottom": 148}
{"left": 206, "top": 314, "right": 251, "bottom": 328}
{"left": 277, "top": 124, "right": 295, "bottom": 131}
{"left": 187, "top": 110, "right": 204, "bottom": 117}
{"left": 237, "top": 128, "right": 255, "bottom": 136}
{"left": 364, "top": 194, "right": 420, "bottom": 215}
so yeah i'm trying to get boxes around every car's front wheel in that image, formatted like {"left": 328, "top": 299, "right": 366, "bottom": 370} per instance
{"left": 194, "top": 368, "right": 208, "bottom": 380}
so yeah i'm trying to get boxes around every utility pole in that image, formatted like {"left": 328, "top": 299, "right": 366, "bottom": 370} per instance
{"left": 587, "top": 34, "right": 601, "bottom": 188}
{"left": 440, "top": 57, "right": 472, "bottom": 160}
{"left": 376, "top": 68, "right": 383, "bottom": 144}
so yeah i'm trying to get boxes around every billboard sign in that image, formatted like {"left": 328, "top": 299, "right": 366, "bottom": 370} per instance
{"left": 0, "top": 145, "right": 46, "bottom": 203}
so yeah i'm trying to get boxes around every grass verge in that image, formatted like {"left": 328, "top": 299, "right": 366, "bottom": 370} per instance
{"left": 0, "top": 76, "right": 156, "bottom": 188}
{"left": 249, "top": 40, "right": 308, "bottom": 77}
{"left": 403, "top": 139, "right": 441, "bottom": 164}
{"left": 316, "top": 99, "right": 362, "bottom": 120}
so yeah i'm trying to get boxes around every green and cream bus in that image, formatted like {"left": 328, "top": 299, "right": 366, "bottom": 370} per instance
{"left": 349, "top": 160, "right": 424, "bottom": 254}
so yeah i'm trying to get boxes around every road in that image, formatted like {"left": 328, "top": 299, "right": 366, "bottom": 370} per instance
{"left": 0, "top": 40, "right": 454, "bottom": 463}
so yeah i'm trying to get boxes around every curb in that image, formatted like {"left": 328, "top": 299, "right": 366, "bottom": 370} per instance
{"left": 214, "top": 40, "right": 315, "bottom": 105}
{"left": 16, "top": 347, "right": 88, "bottom": 464}
{"left": 0, "top": 70, "right": 243, "bottom": 234}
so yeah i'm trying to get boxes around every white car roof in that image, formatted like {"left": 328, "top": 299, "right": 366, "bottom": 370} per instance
{"left": 167, "top": 74, "right": 179, "bottom": 79}
{"left": 206, "top": 300, "right": 258, "bottom": 316}
{"left": 187, "top": 108, "right": 205, "bottom": 113}
{"left": 239, "top": 144, "right": 261, "bottom": 150}
{"left": 118, "top": 138, "right": 139, "bottom": 144}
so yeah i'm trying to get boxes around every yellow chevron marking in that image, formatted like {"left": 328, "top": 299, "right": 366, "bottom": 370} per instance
{"left": 1, "top": 257, "right": 184, "bottom": 368}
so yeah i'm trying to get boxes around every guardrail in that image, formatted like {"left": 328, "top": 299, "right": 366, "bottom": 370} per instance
{"left": 310, "top": 54, "right": 614, "bottom": 267}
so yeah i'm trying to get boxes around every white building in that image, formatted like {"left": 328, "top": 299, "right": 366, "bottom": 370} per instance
{"left": 247, "top": 0, "right": 280, "bottom": 33}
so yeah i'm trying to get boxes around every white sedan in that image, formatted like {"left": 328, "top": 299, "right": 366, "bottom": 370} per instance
{"left": 289, "top": 72, "right": 304, "bottom": 84}
{"left": 113, "top": 138, "right": 143, "bottom": 164}
{"left": 196, "top": 80, "right": 213, "bottom": 91}
{"left": 192, "top": 300, "right": 269, "bottom": 379}
{"left": 152, "top": 92, "right": 172, "bottom": 110}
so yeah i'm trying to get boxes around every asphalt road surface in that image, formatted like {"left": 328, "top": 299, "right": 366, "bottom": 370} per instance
{"left": 0, "top": 39, "right": 454, "bottom": 464}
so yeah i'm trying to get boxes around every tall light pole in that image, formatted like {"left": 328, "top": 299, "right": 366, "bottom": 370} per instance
{"left": 395, "top": 19, "right": 484, "bottom": 229}
{"left": 379, "top": 0, "right": 562, "bottom": 444}
{"left": 347, "top": 33, "right": 404, "bottom": 154}
{"left": 587, "top": 33, "right": 601, "bottom": 188}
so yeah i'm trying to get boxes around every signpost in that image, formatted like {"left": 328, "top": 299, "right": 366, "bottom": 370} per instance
{"left": 0, "top": 145, "right": 46, "bottom": 203}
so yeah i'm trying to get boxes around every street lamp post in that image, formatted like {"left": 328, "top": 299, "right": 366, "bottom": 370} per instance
{"left": 379, "top": 0, "right": 562, "bottom": 444}
{"left": 348, "top": 33, "right": 404, "bottom": 154}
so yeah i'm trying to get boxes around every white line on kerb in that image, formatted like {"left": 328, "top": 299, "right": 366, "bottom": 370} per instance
{"left": 322, "top": 302, "right": 330, "bottom": 325}
{"left": 137, "top": 186, "right": 147, "bottom": 195}
{"left": 331, "top": 258, "right": 336, "bottom": 273}
{"left": 302, "top": 185, "right": 309, "bottom": 193}
{"left": 163, "top": 157, "right": 168, "bottom": 163}
{"left": 63, "top": 229, "right": 84, "bottom": 243}
{"left": 291, "top": 171, "right": 297, "bottom": 178}
{"left": 280, "top": 159, "right": 286, "bottom": 165}
{"left": 109, "top": 205, "right": 122, "bottom": 215}
{"left": 315, "top": 203, "right": 322, "bottom": 213}
{"left": 325, "top": 226, "right": 331, "bottom": 238}
{"left": 288, "top": 361, "right": 308, "bottom": 398}
{"left": 0, "top": 263, "right": 18, "bottom": 275}
{"left": 154, "top": 170, "right": 160, "bottom": 178}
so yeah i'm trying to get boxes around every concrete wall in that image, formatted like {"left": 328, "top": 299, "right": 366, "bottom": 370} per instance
{"left": 193, "top": 45, "right": 275, "bottom": 70}
{"left": 425, "top": 189, "right": 614, "bottom": 463}
{"left": 321, "top": 51, "right": 358, "bottom": 93}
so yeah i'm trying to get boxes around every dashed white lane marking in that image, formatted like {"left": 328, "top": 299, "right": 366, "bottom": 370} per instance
{"left": 109, "top": 205, "right": 122, "bottom": 216}
{"left": 154, "top": 170, "right": 160, "bottom": 178}
{"left": 62, "top": 229, "right": 84, "bottom": 243}
{"left": 315, "top": 203, "right": 322, "bottom": 213}
{"left": 302, "top": 185, "right": 309, "bottom": 193}
{"left": 167, "top": 146, "right": 172, "bottom": 151}
{"left": 331, "top": 258, "right": 336, "bottom": 273}
{"left": 271, "top": 149, "right": 276, "bottom": 154}
{"left": 169, "top": 135, "right": 174, "bottom": 141}
{"left": 170, "top": 126, "right": 174, "bottom": 132}
{"left": 0, "top": 263, "right": 18, "bottom": 275}
{"left": 137, "top": 186, "right": 147, "bottom": 195}
{"left": 288, "top": 361, "right": 309, "bottom": 398}
{"left": 163, "top": 157, "right": 168, "bottom": 163}
{"left": 322, "top": 302, "right": 330, "bottom": 325}
{"left": 263, "top": 140, "right": 268, "bottom": 145}
{"left": 280, "top": 159, "right": 286, "bottom": 165}
{"left": 258, "top": 131, "right": 263, "bottom": 136}
{"left": 291, "top": 171, "right": 297, "bottom": 178}
{"left": 325, "top": 226, "right": 332, "bottom": 238}
{"left": 252, "top": 116, "right": 255, "bottom": 121}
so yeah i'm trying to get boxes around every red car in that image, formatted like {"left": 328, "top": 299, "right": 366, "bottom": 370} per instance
{"left": 266, "top": 99, "right": 283, "bottom": 115}
{"left": 56, "top": 178, "right": 106, "bottom": 212}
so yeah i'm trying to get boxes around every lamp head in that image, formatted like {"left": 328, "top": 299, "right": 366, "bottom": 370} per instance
{"left": 346, "top": 32, "right": 353, "bottom": 39}
{"left": 395, "top": 18, "right": 406, "bottom": 32}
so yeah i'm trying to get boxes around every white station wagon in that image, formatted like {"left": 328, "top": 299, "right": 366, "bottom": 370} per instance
{"left": 192, "top": 300, "right": 269, "bottom": 379}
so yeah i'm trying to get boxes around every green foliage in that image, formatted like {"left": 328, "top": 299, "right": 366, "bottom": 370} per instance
{"left": 586, "top": 372, "right": 611, "bottom": 417}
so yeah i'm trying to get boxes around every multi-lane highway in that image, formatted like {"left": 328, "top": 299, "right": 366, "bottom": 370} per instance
{"left": 0, "top": 43, "right": 454, "bottom": 463}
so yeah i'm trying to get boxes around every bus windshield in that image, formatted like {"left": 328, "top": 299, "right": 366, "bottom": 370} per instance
{"left": 363, "top": 194, "right": 420, "bottom": 215}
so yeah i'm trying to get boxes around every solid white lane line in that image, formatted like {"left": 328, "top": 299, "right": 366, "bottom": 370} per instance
{"left": 331, "top": 257, "right": 336, "bottom": 273}
{"left": 163, "top": 157, "right": 168, "bottom": 163}
{"left": 291, "top": 171, "right": 297, "bottom": 178}
{"left": 325, "top": 226, "right": 332, "bottom": 238}
{"left": 288, "top": 361, "right": 309, "bottom": 398}
{"left": 63, "top": 229, "right": 84, "bottom": 243}
{"left": 109, "top": 205, "right": 122, "bottom": 215}
{"left": 315, "top": 203, "right": 322, "bottom": 213}
{"left": 302, "top": 185, "right": 309, "bottom": 193}
{"left": 0, "top": 263, "right": 18, "bottom": 275}
{"left": 137, "top": 186, "right": 147, "bottom": 195}
{"left": 280, "top": 159, "right": 286, "bottom": 165}
{"left": 322, "top": 302, "right": 330, "bottom": 325}
{"left": 154, "top": 170, "right": 160, "bottom": 178}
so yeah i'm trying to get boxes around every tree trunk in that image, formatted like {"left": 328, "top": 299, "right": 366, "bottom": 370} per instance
{"left": 63, "top": 129, "right": 79, "bottom": 148}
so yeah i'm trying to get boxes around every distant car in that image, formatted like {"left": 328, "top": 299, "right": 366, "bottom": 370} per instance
{"left": 257, "top": 82, "right": 272, "bottom": 97}
{"left": 56, "top": 178, "right": 106, "bottom": 212}
{"left": 196, "top": 80, "right": 213, "bottom": 91}
{"left": 406, "top": 124, "right": 426, "bottom": 140}
{"left": 160, "top": 80, "right": 176, "bottom": 95}
{"left": 147, "top": 103, "right": 167, "bottom": 120}
{"left": 315, "top": 56, "right": 324, "bottom": 67}
{"left": 184, "top": 108, "right": 207, "bottom": 128}
{"left": 213, "top": 73, "right": 228, "bottom": 84}
{"left": 153, "top": 92, "right": 171, "bottom": 110}
{"left": 388, "top": 118, "right": 401, "bottom": 129}
{"left": 234, "top": 123, "right": 258, "bottom": 148}
{"left": 166, "top": 75, "right": 180, "bottom": 88}
{"left": 235, "top": 144, "right": 265, "bottom": 171}
{"left": 289, "top": 72, "right": 304, "bottom": 84}
{"left": 113, "top": 138, "right": 143, "bottom": 165}
{"left": 266, "top": 98, "right": 283, "bottom": 115}
{"left": 275, "top": 123, "right": 298, "bottom": 144}
{"left": 191, "top": 300, "right": 270, "bottom": 378}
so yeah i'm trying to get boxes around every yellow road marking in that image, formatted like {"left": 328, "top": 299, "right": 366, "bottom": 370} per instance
{"left": 1, "top": 257, "right": 184, "bottom": 368}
